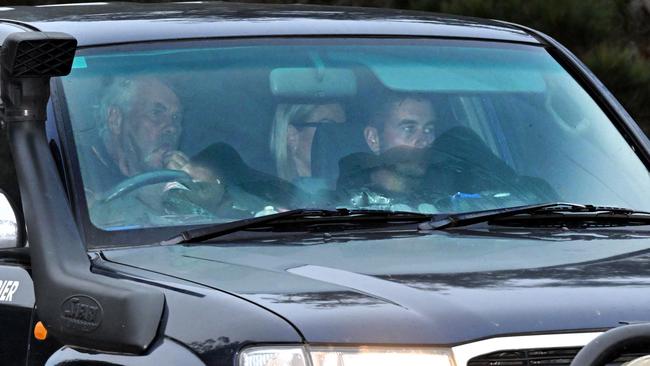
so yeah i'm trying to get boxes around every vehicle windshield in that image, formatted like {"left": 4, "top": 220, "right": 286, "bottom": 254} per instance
{"left": 59, "top": 38, "right": 650, "bottom": 246}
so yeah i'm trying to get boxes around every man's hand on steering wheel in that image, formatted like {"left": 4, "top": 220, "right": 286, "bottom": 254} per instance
{"left": 162, "top": 151, "right": 226, "bottom": 212}
{"left": 164, "top": 151, "right": 219, "bottom": 183}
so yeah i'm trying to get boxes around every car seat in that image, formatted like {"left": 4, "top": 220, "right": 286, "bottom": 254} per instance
{"left": 309, "top": 122, "right": 371, "bottom": 191}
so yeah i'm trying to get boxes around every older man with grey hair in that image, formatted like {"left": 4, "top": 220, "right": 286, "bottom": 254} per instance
{"left": 98, "top": 76, "right": 213, "bottom": 180}
{"left": 81, "top": 76, "right": 221, "bottom": 217}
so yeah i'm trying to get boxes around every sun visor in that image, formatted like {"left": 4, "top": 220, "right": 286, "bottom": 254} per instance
{"left": 371, "top": 63, "right": 546, "bottom": 93}
{"left": 326, "top": 47, "right": 550, "bottom": 93}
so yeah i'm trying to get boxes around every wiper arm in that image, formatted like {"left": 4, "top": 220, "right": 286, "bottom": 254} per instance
{"left": 420, "top": 202, "right": 650, "bottom": 230}
{"left": 162, "top": 208, "right": 431, "bottom": 245}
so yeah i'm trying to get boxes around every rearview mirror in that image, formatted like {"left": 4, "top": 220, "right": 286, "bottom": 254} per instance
{"left": 0, "top": 191, "right": 18, "bottom": 249}
{"left": 270, "top": 67, "right": 357, "bottom": 98}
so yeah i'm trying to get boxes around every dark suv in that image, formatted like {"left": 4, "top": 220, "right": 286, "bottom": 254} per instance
{"left": 0, "top": 2, "right": 649, "bottom": 365}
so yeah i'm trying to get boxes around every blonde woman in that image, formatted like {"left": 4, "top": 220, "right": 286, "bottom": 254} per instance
{"left": 270, "top": 103, "right": 346, "bottom": 181}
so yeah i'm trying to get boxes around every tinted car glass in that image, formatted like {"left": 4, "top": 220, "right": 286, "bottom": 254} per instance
{"left": 58, "top": 38, "right": 650, "bottom": 246}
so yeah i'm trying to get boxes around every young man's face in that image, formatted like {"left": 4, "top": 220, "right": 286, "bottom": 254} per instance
{"left": 365, "top": 97, "right": 435, "bottom": 154}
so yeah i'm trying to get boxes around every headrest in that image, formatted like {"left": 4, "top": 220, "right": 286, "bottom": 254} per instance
{"left": 311, "top": 122, "right": 369, "bottom": 184}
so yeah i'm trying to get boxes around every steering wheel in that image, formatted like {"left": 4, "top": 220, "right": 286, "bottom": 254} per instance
{"left": 100, "top": 169, "right": 193, "bottom": 203}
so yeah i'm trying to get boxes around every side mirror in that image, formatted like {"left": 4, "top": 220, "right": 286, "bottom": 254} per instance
{"left": 0, "top": 190, "right": 21, "bottom": 249}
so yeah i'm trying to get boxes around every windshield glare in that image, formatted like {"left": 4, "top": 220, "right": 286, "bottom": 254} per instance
{"left": 59, "top": 39, "right": 650, "bottom": 244}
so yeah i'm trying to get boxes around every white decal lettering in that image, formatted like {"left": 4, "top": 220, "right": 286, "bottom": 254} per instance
{"left": 0, "top": 280, "right": 21, "bottom": 302}
{"left": 5, "top": 281, "right": 18, "bottom": 302}
{"left": 0, "top": 280, "right": 11, "bottom": 301}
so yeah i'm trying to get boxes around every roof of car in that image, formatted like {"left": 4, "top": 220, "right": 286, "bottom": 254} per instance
{"left": 0, "top": 2, "right": 540, "bottom": 47}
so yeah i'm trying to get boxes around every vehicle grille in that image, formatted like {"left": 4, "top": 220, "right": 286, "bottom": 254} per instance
{"left": 467, "top": 346, "right": 649, "bottom": 366}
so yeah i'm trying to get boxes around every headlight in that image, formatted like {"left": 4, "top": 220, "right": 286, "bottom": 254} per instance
{"left": 239, "top": 346, "right": 454, "bottom": 366}
{"left": 239, "top": 347, "right": 308, "bottom": 366}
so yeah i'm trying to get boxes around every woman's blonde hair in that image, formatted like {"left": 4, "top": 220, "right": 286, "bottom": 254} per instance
{"left": 270, "top": 104, "right": 319, "bottom": 180}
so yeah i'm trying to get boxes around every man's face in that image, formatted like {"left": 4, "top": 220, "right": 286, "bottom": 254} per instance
{"left": 117, "top": 79, "right": 183, "bottom": 173}
{"left": 362, "top": 97, "right": 435, "bottom": 192}
{"left": 365, "top": 97, "right": 435, "bottom": 154}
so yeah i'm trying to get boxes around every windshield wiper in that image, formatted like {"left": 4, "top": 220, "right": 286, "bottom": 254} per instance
{"left": 420, "top": 202, "right": 650, "bottom": 230}
{"left": 162, "top": 208, "right": 431, "bottom": 245}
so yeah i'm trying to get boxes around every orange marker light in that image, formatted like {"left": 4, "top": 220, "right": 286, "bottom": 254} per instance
{"left": 34, "top": 321, "right": 47, "bottom": 341}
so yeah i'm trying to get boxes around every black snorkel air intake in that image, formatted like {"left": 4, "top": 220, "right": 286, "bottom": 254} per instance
{"left": 0, "top": 32, "right": 164, "bottom": 354}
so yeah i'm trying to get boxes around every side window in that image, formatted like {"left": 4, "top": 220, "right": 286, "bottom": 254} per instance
{"left": 450, "top": 96, "right": 504, "bottom": 159}
{"left": 0, "top": 128, "right": 21, "bottom": 218}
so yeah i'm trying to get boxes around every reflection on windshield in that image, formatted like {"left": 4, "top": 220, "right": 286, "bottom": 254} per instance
{"left": 60, "top": 39, "right": 650, "bottom": 242}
